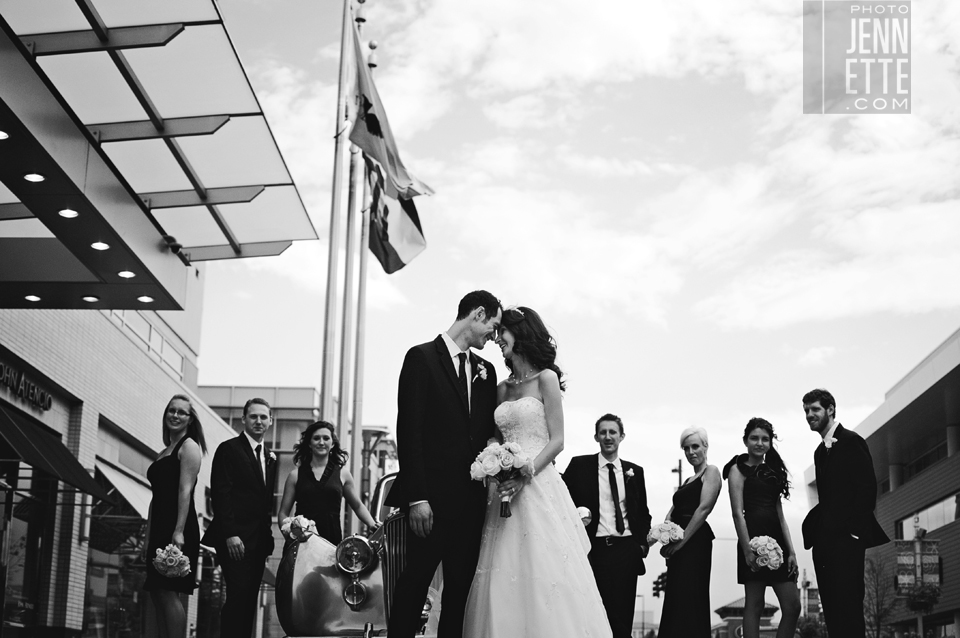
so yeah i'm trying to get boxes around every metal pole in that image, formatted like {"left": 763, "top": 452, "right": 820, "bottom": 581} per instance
{"left": 349, "top": 123, "right": 372, "bottom": 535}
{"left": 319, "top": 0, "right": 354, "bottom": 421}
{"left": 339, "top": 144, "right": 361, "bottom": 535}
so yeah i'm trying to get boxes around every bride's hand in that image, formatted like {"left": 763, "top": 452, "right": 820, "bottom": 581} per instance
{"left": 498, "top": 478, "right": 526, "bottom": 498}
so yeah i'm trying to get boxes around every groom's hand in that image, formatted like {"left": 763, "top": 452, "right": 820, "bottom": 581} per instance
{"left": 409, "top": 502, "right": 434, "bottom": 538}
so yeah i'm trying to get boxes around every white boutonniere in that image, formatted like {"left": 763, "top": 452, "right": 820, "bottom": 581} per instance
{"left": 625, "top": 468, "right": 635, "bottom": 479}
{"left": 823, "top": 436, "right": 837, "bottom": 450}
{"left": 474, "top": 361, "right": 488, "bottom": 382}
{"left": 268, "top": 450, "right": 277, "bottom": 463}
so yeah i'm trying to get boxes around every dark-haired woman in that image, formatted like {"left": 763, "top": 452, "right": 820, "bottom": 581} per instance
{"left": 144, "top": 395, "right": 206, "bottom": 638}
{"left": 277, "top": 421, "right": 376, "bottom": 544}
{"left": 723, "top": 418, "right": 800, "bottom": 638}
{"left": 463, "top": 307, "right": 613, "bottom": 638}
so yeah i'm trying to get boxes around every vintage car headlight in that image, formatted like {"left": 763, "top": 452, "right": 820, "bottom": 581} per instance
{"left": 336, "top": 535, "right": 375, "bottom": 574}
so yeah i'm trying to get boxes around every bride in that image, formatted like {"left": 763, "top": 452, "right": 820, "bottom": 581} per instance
{"left": 463, "top": 307, "right": 613, "bottom": 638}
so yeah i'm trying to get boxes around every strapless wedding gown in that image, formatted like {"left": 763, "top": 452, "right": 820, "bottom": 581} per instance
{"left": 462, "top": 397, "right": 613, "bottom": 638}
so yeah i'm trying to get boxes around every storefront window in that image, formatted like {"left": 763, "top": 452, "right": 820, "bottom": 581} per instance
{"left": 0, "top": 461, "right": 56, "bottom": 638}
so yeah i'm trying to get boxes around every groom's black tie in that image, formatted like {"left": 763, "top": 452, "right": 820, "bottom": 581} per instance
{"left": 607, "top": 463, "right": 625, "bottom": 535}
{"left": 457, "top": 352, "right": 469, "bottom": 399}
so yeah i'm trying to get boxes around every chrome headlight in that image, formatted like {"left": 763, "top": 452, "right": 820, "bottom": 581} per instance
{"left": 336, "top": 535, "right": 375, "bottom": 574}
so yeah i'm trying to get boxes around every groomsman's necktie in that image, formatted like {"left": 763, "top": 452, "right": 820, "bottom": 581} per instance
{"left": 457, "top": 352, "right": 469, "bottom": 398}
{"left": 607, "top": 463, "right": 625, "bottom": 534}
{"left": 255, "top": 444, "right": 264, "bottom": 482}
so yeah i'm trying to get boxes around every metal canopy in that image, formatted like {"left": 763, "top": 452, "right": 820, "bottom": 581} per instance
{"left": 0, "top": 0, "right": 317, "bottom": 310}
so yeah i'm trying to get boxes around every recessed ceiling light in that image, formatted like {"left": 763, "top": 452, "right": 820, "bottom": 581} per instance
{"left": 118, "top": 270, "right": 136, "bottom": 279}
{"left": 0, "top": 131, "right": 9, "bottom": 140}
{"left": 137, "top": 296, "right": 154, "bottom": 303}
{"left": 59, "top": 209, "right": 79, "bottom": 218}
{"left": 23, "top": 173, "right": 45, "bottom": 183}
{"left": 82, "top": 296, "right": 99, "bottom": 302}
{"left": 91, "top": 242, "right": 109, "bottom": 251}
{"left": 25, "top": 295, "right": 40, "bottom": 302}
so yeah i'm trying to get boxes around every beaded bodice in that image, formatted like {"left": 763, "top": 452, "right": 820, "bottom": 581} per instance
{"left": 494, "top": 397, "right": 549, "bottom": 458}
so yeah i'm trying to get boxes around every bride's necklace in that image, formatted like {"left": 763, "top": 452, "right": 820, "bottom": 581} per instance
{"left": 508, "top": 368, "right": 539, "bottom": 385}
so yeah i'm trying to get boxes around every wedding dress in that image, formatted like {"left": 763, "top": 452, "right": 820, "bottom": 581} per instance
{"left": 462, "top": 397, "right": 613, "bottom": 637}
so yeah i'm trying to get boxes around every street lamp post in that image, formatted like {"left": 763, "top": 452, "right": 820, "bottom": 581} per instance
{"left": 670, "top": 459, "right": 683, "bottom": 489}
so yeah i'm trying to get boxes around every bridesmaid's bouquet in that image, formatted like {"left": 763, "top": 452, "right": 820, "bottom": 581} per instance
{"left": 280, "top": 515, "right": 318, "bottom": 542}
{"left": 153, "top": 544, "right": 191, "bottom": 578}
{"left": 469, "top": 441, "right": 535, "bottom": 518}
{"left": 647, "top": 521, "right": 684, "bottom": 545}
{"left": 748, "top": 535, "right": 784, "bottom": 570}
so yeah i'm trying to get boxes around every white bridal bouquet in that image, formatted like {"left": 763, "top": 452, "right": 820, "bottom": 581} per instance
{"left": 469, "top": 441, "right": 535, "bottom": 518}
{"left": 748, "top": 535, "right": 784, "bottom": 570}
{"left": 153, "top": 544, "right": 191, "bottom": 578}
{"left": 280, "top": 515, "right": 318, "bottom": 542}
{"left": 647, "top": 521, "right": 685, "bottom": 545}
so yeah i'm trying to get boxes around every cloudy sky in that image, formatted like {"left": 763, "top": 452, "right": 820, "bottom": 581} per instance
{"left": 198, "top": 0, "right": 960, "bottom": 624}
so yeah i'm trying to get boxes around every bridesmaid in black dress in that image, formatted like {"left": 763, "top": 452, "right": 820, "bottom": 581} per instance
{"left": 277, "top": 421, "right": 377, "bottom": 544}
{"left": 724, "top": 418, "right": 800, "bottom": 638}
{"left": 657, "top": 427, "right": 721, "bottom": 638}
{"left": 143, "top": 394, "right": 206, "bottom": 638}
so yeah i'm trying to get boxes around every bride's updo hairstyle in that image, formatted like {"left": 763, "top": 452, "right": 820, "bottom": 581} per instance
{"left": 501, "top": 306, "right": 566, "bottom": 391}
{"left": 743, "top": 417, "right": 791, "bottom": 498}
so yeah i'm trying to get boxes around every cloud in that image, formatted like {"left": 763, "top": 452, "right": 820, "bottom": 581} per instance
{"left": 797, "top": 346, "right": 836, "bottom": 367}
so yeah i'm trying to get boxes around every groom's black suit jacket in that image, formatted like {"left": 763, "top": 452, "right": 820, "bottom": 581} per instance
{"left": 562, "top": 454, "right": 652, "bottom": 575}
{"left": 386, "top": 335, "right": 498, "bottom": 517}
{"left": 801, "top": 424, "right": 888, "bottom": 550}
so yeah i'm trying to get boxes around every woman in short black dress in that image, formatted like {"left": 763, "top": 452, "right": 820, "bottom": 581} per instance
{"left": 724, "top": 418, "right": 800, "bottom": 638}
{"left": 144, "top": 395, "right": 205, "bottom": 638}
{"left": 277, "top": 421, "right": 376, "bottom": 544}
{"left": 657, "top": 427, "right": 721, "bottom": 638}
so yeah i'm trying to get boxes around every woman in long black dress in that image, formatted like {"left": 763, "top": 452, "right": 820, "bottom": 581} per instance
{"left": 143, "top": 394, "right": 206, "bottom": 638}
{"left": 657, "top": 427, "right": 721, "bottom": 638}
{"left": 277, "top": 421, "right": 376, "bottom": 544}
{"left": 724, "top": 418, "right": 800, "bottom": 638}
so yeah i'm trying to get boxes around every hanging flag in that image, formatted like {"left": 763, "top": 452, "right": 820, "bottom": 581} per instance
{"left": 366, "top": 157, "right": 426, "bottom": 274}
{"left": 349, "top": 20, "right": 433, "bottom": 199}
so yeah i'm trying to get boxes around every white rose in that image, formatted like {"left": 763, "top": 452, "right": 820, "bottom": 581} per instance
{"left": 504, "top": 442, "right": 522, "bottom": 454}
{"left": 470, "top": 461, "right": 486, "bottom": 480}
{"left": 756, "top": 555, "right": 770, "bottom": 567}
{"left": 481, "top": 455, "right": 501, "bottom": 476}
{"left": 499, "top": 452, "right": 516, "bottom": 469}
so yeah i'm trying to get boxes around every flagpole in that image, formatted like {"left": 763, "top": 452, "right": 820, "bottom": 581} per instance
{"left": 320, "top": 0, "right": 354, "bottom": 422}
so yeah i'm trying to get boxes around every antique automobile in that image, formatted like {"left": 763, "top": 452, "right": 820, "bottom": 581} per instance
{"left": 275, "top": 472, "right": 441, "bottom": 637}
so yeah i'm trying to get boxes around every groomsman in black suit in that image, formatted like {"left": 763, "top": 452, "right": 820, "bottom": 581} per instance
{"left": 202, "top": 397, "right": 277, "bottom": 638}
{"left": 562, "top": 414, "right": 652, "bottom": 638}
{"left": 801, "top": 388, "right": 888, "bottom": 638}
{"left": 386, "top": 290, "right": 501, "bottom": 638}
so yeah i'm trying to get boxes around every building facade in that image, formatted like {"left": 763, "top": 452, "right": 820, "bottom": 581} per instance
{"left": 804, "top": 326, "right": 960, "bottom": 638}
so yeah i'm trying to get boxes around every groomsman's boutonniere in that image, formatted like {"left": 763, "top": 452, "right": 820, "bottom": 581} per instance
{"left": 474, "top": 361, "right": 488, "bottom": 382}
{"left": 624, "top": 468, "right": 635, "bottom": 481}
{"left": 268, "top": 450, "right": 277, "bottom": 463}
{"left": 823, "top": 436, "right": 837, "bottom": 450}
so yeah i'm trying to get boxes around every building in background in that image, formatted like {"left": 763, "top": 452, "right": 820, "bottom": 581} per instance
{"left": 0, "top": 0, "right": 316, "bottom": 634}
{"left": 710, "top": 596, "right": 780, "bottom": 638}
{"left": 804, "top": 325, "right": 960, "bottom": 638}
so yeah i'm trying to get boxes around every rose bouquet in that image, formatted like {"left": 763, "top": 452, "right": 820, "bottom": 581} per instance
{"left": 748, "top": 535, "right": 784, "bottom": 570}
{"left": 469, "top": 441, "right": 535, "bottom": 518}
{"left": 647, "top": 521, "right": 684, "bottom": 545}
{"left": 280, "top": 515, "right": 318, "bottom": 542}
{"left": 153, "top": 543, "right": 191, "bottom": 578}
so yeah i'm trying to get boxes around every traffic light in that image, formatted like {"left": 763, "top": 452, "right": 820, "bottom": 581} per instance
{"left": 652, "top": 571, "right": 667, "bottom": 597}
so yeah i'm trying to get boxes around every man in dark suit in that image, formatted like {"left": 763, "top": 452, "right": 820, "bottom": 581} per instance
{"left": 562, "top": 413, "right": 652, "bottom": 638}
{"left": 202, "top": 397, "right": 277, "bottom": 638}
{"left": 386, "top": 290, "right": 501, "bottom": 638}
{"left": 801, "top": 388, "right": 888, "bottom": 638}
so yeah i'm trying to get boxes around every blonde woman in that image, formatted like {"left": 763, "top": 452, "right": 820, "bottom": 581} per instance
{"left": 657, "top": 427, "right": 721, "bottom": 638}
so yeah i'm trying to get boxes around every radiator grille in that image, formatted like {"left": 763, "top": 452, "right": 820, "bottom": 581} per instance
{"left": 381, "top": 512, "right": 407, "bottom": 622}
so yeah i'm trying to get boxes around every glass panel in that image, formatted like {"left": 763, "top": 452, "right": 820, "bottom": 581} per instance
{"left": 219, "top": 186, "right": 316, "bottom": 244}
{"left": 176, "top": 117, "right": 293, "bottom": 189}
{"left": 101, "top": 139, "right": 194, "bottom": 194}
{"left": 37, "top": 52, "right": 149, "bottom": 125}
{"left": 94, "top": 0, "right": 219, "bottom": 28}
{"left": 0, "top": 0, "right": 88, "bottom": 34}
{"left": 123, "top": 311, "right": 151, "bottom": 345}
{"left": 152, "top": 206, "right": 227, "bottom": 250}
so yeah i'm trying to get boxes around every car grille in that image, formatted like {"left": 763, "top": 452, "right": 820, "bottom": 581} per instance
{"left": 380, "top": 513, "right": 407, "bottom": 622}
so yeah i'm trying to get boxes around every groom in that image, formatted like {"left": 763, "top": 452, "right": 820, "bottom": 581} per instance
{"left": 386, "top": 290, "right": 501, "bottom": 638}
{"left": 801, "top": 388, "right": 888, "bottom": 638}
{"left": 562, "top": 413, "right": 651, "bottom": 638}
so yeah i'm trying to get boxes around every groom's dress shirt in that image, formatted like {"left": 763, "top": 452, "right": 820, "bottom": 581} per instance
{"left": 441, "top": 331, "right": 472, "bottom": 408}
{"left": 821, "top": 421, "right": 840, "bottom": 448}
{"left": 596, "top": 456, "right": 631, "bottom": 538}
